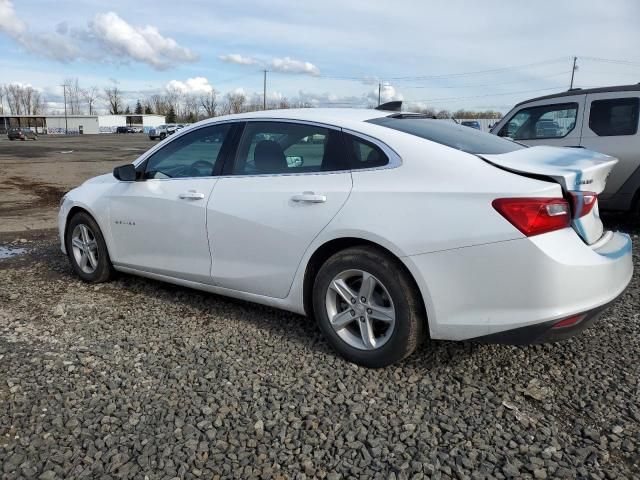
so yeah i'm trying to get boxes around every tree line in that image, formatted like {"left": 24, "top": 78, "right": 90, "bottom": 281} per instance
{"left": 0, "top": 77, "right": 503, "bottom": 121}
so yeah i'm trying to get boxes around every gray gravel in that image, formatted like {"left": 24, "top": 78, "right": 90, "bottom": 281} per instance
{"left": 1, "top": 226, "right": 639, "bottom": 480}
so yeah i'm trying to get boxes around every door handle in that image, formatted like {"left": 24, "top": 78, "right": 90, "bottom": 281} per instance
{"left": 179, "top": 190, "right": 205, "bottom": 200}
{"left": 291, "top": 192, "right": 327, "bottom": 203}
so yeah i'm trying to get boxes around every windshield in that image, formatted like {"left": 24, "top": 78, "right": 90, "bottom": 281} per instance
{"left": 368, "top": 116, "right": 525, "bottom": 155}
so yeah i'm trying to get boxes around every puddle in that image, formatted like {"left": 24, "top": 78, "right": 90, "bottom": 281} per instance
{"left": 0, "top": 246, "right": 28, "bottom": 259}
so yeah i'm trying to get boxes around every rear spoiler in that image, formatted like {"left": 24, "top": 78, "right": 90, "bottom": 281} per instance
{"left": 375, "top": 101, "right": 402, "bottom": 112}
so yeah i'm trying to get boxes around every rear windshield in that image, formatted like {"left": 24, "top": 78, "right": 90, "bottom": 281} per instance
{"left": 367, "top": 116, "right": 525, "bottom": 155}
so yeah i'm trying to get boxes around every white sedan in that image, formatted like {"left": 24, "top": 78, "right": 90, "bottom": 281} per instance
{"left": 58, "top": 107, "right": 633, "bottom": 367}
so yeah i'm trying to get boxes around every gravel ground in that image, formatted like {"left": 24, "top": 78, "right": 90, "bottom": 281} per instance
{"left": 1, "top": 224, "right": 639, "bottom": 479}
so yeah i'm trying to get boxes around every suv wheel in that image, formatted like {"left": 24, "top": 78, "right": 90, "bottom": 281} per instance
{"left": 66, "top": 212, "right": 115, "bottom": 283}
{"left": 313, "top": 246, "right": 425, "bottom": 368}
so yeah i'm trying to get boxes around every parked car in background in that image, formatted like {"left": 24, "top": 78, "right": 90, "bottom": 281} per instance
{"left": 131, "top": 127, "right": 143, "bottom": 133}
{"left": 461, "top": 120, "right": 481, "bottom": 130}
{"left": 116, "top": 126, "right": 135, "bottom": 134}
{"left": 58, "top": 108, "right": 632, "bottom": 367}
{"left": 8, "top": 128, "right": 37, "bottom": 140}
{"left": 149, "top": 124, "right": 176, "bottom": 140}
{"left": 491, "top": 84, "right": 640, "bottom": 215}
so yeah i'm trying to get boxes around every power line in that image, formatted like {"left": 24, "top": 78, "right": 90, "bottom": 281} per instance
{"left": 317, "top": 57, "right": 569, "bottom": 82}
{"left": 581, "top": 56, "right": 640, "bottom": 67}
{"left": 400, "top": 71, "right": 571, "bottom": 89}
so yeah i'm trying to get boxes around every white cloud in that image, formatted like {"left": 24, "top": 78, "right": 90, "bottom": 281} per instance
{"left": 0, "top": 3, "right": 196, "bottom": 69}
{"left": 219, "top": 53, "right": 320, "bottom": 77}
{"left": 367, "top": 82, "right": 403, "bottom": 104}
{"left": 90, "top": 12, "right": 197, "bottom": 69}
{"left": 269, "top": 57, "right": 320, "bottom": 76}
{"left": 219, "top": 53, "right": 259, "bottom": 65}
{"left": 166, "top": 77, "right": 214, "bottom": 94}
{"left": 0, "top": 0, "right": 25, "bottom": 38}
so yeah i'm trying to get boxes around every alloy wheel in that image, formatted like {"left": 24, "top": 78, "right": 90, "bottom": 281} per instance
{"left": 325, "top": 269, "right": 396, "bottom": 350}
{"left": 71, "top": 224, "right": 99, "bottom": 274}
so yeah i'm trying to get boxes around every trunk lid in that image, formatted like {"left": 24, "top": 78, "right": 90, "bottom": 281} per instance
{"left": 480, "top": 146, "right": 618, "bottom": 245}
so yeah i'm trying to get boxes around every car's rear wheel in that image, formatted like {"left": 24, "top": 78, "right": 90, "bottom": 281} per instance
{"left": 66, "top": 212, "right": 115, "bottom": 283}
{"left": 160, "top": 132, "right": 166, "bottom": 139}
{"left": 313, "top": 246, "right": 425, "bottom": 368}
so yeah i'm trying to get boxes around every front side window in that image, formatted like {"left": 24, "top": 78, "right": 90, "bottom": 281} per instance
{"left": 145, "top": 124, "right": 230, "bottom": 179}
{"left": 232, "top": 122, "right": 349, "bottom": 175}
{"left": 499, "top": 103, "right": 578, "bottom": 140}
{"left": 588, "top": 97, "right": 639, "bottom": 136}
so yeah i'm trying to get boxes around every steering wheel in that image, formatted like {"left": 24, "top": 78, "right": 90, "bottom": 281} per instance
{"left": 188, "top": 160, "right": 215, "bottom": 176}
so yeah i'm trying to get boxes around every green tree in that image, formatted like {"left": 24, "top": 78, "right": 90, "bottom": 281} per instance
{"left": 135, "top": 100, "right": 143, "bottom": 115}
{"left": 124, "top": 105, "right": 131, "bottom": 115}
{"left": 167, "top": 105, "right": 176, "bottom": 123}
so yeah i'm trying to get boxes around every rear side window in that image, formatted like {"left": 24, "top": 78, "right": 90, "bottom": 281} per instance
{"left": 232, "top": 122, "right": 350, "bottom": 175}
{"left": 499, "top": 103, "right": 578, "bottom": 140}
{"left": 345, "top": 134, "right": 389, "bottom": 169}
{"left": 368, "top": 117, "right": 524, "bottom": 155}
{"left": 588, "top": 97, "right": 639, "bottom": 136}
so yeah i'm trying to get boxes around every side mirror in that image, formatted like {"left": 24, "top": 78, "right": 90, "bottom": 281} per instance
{"left": 113, "top": 164, "right": 137, "bottom": 182}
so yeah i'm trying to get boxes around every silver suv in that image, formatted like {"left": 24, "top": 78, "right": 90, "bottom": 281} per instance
{"left": 491, "top": 84, "right": 640, "bottom": 216}
{"left": 149, "top": 124, "right": 177, "bottom": 140}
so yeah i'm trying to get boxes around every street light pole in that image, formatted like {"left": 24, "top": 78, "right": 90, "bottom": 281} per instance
{"left": 378, "top": 83, "right": 381, "bottom": 106}
{"left": 569, "top": 56, "right": 578, "bottom": 90}
{"left": 60, "top": 84, "right": 68, "bottom": 134}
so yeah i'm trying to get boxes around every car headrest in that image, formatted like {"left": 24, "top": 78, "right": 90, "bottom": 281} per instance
{"left": 254, "top": 140, "right": 287, "bottom": 173}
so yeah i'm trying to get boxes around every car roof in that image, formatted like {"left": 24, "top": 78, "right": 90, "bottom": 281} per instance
{"left": 200, "top": 108, "right": 392, "bottom": 130}
{"left": 514, "top": 83, "right": 640, "bottom": 107}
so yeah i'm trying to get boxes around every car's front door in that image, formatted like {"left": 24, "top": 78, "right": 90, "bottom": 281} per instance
{"left": 207, "top": 120, "right": 352, "bottom": 298}
{"left": 108, "top": 123, "right": 233, "bottom": 283}
{"left": 496, "top": 97, "right": 585, "bottom": 147}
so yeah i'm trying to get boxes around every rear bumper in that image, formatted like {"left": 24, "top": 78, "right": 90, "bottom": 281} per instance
{"left": 403, "top": 229, "right": 633, "bottom": 342}
{"left": 470, "top": 301, "right": 614, "bottom": 345}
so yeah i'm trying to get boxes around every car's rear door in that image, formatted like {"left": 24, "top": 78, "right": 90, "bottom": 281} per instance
{"left": 207, "top": 120, "right": 352, "bottom": 298}
{"left": 108, "top": 123, "right": 234, "bottom": 283}
{"left": 579, "top": 92, "right": 640, "bottom": 207}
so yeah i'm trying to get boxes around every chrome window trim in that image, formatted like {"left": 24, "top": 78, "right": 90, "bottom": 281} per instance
{"left": 132, "top": 117, "right": 403, "bottom": 179}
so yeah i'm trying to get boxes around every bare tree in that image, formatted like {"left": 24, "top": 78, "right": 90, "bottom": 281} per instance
{"left": 149, "top": 94, "right": 169, "bottom": 115}
{"left": 63, "top": 78, "right": 84, "bottom": 114}
{"left": 104, "top": 87, "right": 123, "bottom": 114}
{"left": 5, "top": 84, "right": 24, "bottom": 114}
{"left": 82, "top": 86, "right": 100, "bottom": 115}
{"left": 200, "top": 90, "right": 218, "bottom": 118}
{"left": 0, "top": 86, "right": 5, "bottom": 114}
{"left": 31, "top": 90, "right": 46, "bottom": 115}
{"left": 224, "top": 92, "right": 246, "bottom": 114}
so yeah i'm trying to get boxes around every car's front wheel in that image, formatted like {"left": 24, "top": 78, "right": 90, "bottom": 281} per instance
{"left": 65, "top": 212, "right": 115, "bottom": 283}
{"left": 313, "top": 246, "right": 425, "bottom": 368}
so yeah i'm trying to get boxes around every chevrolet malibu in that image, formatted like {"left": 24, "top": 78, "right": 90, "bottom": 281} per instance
{"left": 58, "top": 108, "right": 633, "bottom": 367}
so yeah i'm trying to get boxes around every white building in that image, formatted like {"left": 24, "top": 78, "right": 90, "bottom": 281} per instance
{"left": 0, "top": 114, "right": 166, "bottom": 134}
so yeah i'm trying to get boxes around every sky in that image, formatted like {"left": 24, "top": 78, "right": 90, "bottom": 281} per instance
{"left": 1, "top": 0, "right": 640, "bottom": 114}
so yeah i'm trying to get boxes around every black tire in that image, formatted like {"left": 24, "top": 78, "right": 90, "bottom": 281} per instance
{"left": 160, "top": 132, "right": 166, "bottom": 139}
{"left": 313, "top": 246, "right": 425, "bottom": 368}
{"left": 65, "top": 212, "right": 115, "bottom": 283}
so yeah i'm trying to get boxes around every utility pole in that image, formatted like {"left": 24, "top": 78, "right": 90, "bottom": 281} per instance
{"left": 263, "top": 70, "right": 267, "bottom": 110}
{"left": 60, "top": 84, "right": 68, "bottom": 134}
{"left": 570, "top": 56, "right": 577, "bottom": 90}
{"left": 378, "top": 83, "right": 381, "bottom": 106}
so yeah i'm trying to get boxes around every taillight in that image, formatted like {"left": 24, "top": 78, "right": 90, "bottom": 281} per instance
{"left": 492, "top": 197, "right": 570, "bottom": 237}
{"left": 568, "top": 191, "right": 597, "bottom": 219}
